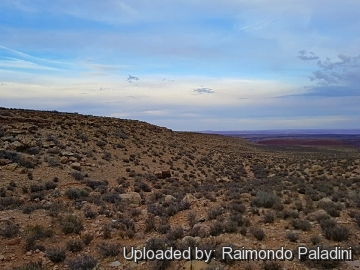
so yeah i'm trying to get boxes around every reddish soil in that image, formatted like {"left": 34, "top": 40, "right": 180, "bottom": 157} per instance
{"left": 258, "top": 139, "right": 347, "bottom": 146}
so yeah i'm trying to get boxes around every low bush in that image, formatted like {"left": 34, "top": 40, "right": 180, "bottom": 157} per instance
{"left": 291, "top": 219, "right": 311, "bottom": 231}
{"left": 252, "top": 191, "right": 281, "bottom": 208}
{"left": 250, "top": 227, "right": 265, "bottom": 240}
{"left": 46, "top": 247, "right": 66, "bottom": 263}
{"left": 60, "top": 214, "right": 84, "bottom": 234}
{"left": 67, "top": 254, "right": 98, "bottom": 270}
{"left": 0, "top": 220, "right": 19, "bottom": 238}
{"left": 97, "top": 242, "right": 120, "bottom": 257}
{"left": 66, "top": 240, "right": 84, "bottom": 252}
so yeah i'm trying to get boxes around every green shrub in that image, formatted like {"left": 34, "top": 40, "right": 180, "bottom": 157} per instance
{"left": 250, "top": 227, "right": 265, "bottom": 240}
{"left": 0, "top": 220, "right": 19, "bottom": 238}
{"left": 66, "top": 240, "right": 84, "bottom": 252}
{"left": 46, "top": 247, "right": 66, "bottom": 263}
{"left": 252, "top": 191, "right": 280, "bottom": 208}
{"left": 67, "top": 255, "right": 97, "bottom": 270}
{"left": 60, "top": 214, "right": 84, "bottom": 234}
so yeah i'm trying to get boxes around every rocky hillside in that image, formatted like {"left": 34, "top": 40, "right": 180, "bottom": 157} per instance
{"left": 1, "top": 107, "right": 360, "bottom": 270}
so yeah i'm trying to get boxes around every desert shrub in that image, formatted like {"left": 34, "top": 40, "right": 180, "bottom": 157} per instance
{"left": 250, "top": 227, "right": 265, "bottom": 240}
{"left": 263, "top": 211, "right": 275, "bottom": 224}
{"left": 83, "top": 206, "right": 97, "bottom": 219}
{"left": 223, "top": 220, "right": 237, "bottom": 233}
{"left": 210, "top": 221, "right": 224, "bottom": 236}
{"left": 286, "top": 231, "right": 299, "bottom": 242}
{"left": 82, "top": 233, "right": 94, "bottom": 246}
{"left": 30, "top": 192, "right": 44, "bottom": 201}
{"left": 0, "top": 220, "right": 19, "bottom": 238}
{"left": 44, "top": 181, "right": 57, "bottom": 190}
{"left": 25, "top": 224, "right": 53, "bottom": 250}
{"left": 291, "top": 219, "right": 311, "bottom": 231}
{"left": 102, "top": 223, "right": 112, "bottom": 239}
{"left": 138, "top": 182, "right": 151, "bottom": 192}
{"left": 13, "top": 261, "right": 45, "bottom": 270}
{"left": 22, "top": 204, "right": 39, "bottom": 214}
{"left": 67, "top": 254, "right": 98, "bottom": 270}
{"left": 187, "top": 211, "right": 196, "bottom": 228}
{"left": 320, "top": 219, "right": 349, "bottom": 241}
{"left": 60, "top": 214, "right": 84, "bottom": 234}
{"left": 66, "top": 239, "right": 84, "bottom": 252}
{"left": 282, "top": 209, "right": 299, "bottom": 219}
{"left": 0, "top": 196, "right": 22, "bottom": 209}
{"left": 310, "top": 235, "right": 321, "bottom": 245}
{"left": 166, "top": 227, "right": 184, "bottom": 241}
{"left": 145, "top": 237, "right": 171, "bottom": 269}
{"left": 85, "top": 180, "right": 108, "bottom": 190}
{"left": 318, "top": 201, "right": 342, "bottom": 217}
{"left": 329, "top": 226, "right": 349, "bottom": 241}
{"left": 65, "top": 188, "right": 88, "bottom": 200}
{"left": 157, "top": 220, "right": 171, "bottom": 234}
{"left": 30, "top": 184, "right": 44, "bottom": 193}
{"left": 97, "top": 242, "right": 120, "bottom": 257}
{"left": 101, "top": 192, "right": 121, "bottom": 204}
{"left": 207, "top": 206, "right": 223, "bottom": 220}
{"left": 252, "top": 191, "right": 280, "bottom": 208}
{"left": 145, "top": 214, "right": 156, "bottom": 233}
{"left": 229, "top": 200, "right": 246, "bottom": 213}
{"left": 240, "top": 226, "right": 247, "bottom": 236}
{"left": 46, "top": 247, "right": 66, "bottom": 262}
{"left": 71, "top": 171, "right": 84, "bottom": 181}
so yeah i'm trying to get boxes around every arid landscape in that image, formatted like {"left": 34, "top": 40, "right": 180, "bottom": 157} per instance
{"left": 1, "top": 107, "right": 360, "bottom": 270}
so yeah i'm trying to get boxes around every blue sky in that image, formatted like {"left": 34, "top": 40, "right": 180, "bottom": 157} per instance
{"left": 1, "top": 0, "right": 359, "bottom": 131}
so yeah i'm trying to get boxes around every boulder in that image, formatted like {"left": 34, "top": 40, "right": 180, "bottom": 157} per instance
{"left": 71, "top": 162, "right": 81, "bottom": 171}
{"left": 164, "top": 195, "right": 176, "bottom": 204}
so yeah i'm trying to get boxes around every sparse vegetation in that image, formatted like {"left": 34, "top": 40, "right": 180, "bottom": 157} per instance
{"left": 1, "top": 107, "right": 359, "bottom": 269}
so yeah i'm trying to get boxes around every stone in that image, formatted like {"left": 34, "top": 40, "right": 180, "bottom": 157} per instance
{"left": 8, "top": 238, "right": 21, "bottom": 246}
{"left": 60, "top": 156, "right": 68, "bottom": 164}
{"left": 110, "top": 261, "right": 121, "bottom": 267}
{"left": 71, "top": 162, "right": 81, "bottom": 171}
{"left": 0, "top": 158, "right": 12, "bottom": 166}
{"left": 164, "top": 195, "right": 176, "bottom": 204}
{"left": 0, "top": 255, "right": 4, "bottom": 261}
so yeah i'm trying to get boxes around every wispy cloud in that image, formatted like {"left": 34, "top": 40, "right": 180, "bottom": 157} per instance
{"left": 192, "top": 87, "right": 214, "bottom": 94}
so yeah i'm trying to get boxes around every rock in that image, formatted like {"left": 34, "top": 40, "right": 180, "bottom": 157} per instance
{"left": 17, "top": 135, "right": 36, "bottom": 147}
{"left": 61, "top": 151, "right": 75, "bottom": 156}
{"left": 71, "top": 162, "right": 81, "bottom": 171}
{"left": 8, "top": 238, "right": 21, "bottom": 246}
{"left": 119, "top": 192, "right": 141, "bottom": 206}
{"left": 164, "top": 195, "right": 176, "bottom": 204}
{"left": 0, "top": 255, "right": 5, "bottom": 261}
{"left": 216, "top": 176, "right": 231, "bottom": 183}
{"left": 60, "top": 156, "right": 68, "bottom": 164}
{"left": 110, "top": 261, "right": 121, "bottom": 267}
{"left": 9, "top": 141, "right": 23, "bottom": 151}
{"left": 1, "top": 163, "right": 18, "bottom": 171}
{"left": 42, "top": 141, "right": 56, "bottom": 148}
{"left": 320, "top": 197, "right": 332, "bottom": 203}
{"left": 0, "top": 158, "right": 12, "bottom": 166}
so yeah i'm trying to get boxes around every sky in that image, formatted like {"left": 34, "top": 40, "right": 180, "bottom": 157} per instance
{"left": 1, "top": 0, "right": 360, "bottom": 131}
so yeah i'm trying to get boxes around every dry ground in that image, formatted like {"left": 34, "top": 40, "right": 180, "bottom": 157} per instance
{"left": 1, "top": 107, "right": 360, "bottom": 270}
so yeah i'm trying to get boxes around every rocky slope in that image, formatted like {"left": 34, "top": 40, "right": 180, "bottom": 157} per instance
{"left": 0, "top": 107, "right": 360, "bottom": 270}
